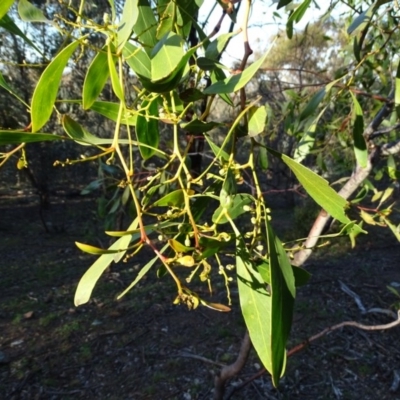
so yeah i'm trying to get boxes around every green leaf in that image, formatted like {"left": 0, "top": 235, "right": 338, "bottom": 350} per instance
{"left": 75, "top": 242, "right": 130, "bottom": 255}
{"left": 266, "top": 148, "right": 352, "bottom": 226}
{"left": 136, "top": 98, "right": 159, "bottom": 159}
{"left": 117, "top": 0, "right": 139, "bottom": 52}
{"left": 236, "top": 238, "right": 273, "bottom": 375}
{"left": 204, "top": 133, "right": 229, "bottom": 161}
{"left": 123, "top": 42, "right": 151, "bottom": 79}
{"left": 151, "top": 33, "right": 184, "bottom": 82}
{"left": 90, "top": 101, "right": 137, "bottom": 126}
{"left": 74, "top": 219, "right": 139, "bottom": 306}
{"left": 212, "top": 193, "right": 253, "bottom": 224}
{"left": 180, "top": 118, "right": 220, "bottom": 133}
{"left": 133, "top": 0, "right": 157, "bottom": 52}
{"left": 108, "top": 44, "right": 124, "bottom": 101}
{"left": 347, "top": 4, "right": 374, "bottom": 35}
{"left": 156, "top": 0, "right": 175, "bottom": 39}
{"left": 0, "top": 14, "right": 42, "bottom": 54}
{"left": 259, "top": 146, "right": 268, "bottom": 170}
{"left": 153, "top": 189, "right": 186, "bottom": 207}
{"left": 0, "top": 131, "right": 62, "bottom": 145}
{"left": 204, "top": 51, "right": 270, "bottom": 95}
{"left": 248, "top": 105, "right": 267, "bottom": 137}
{"left": 31, "top": 40, "right": 80, "bottom": 132}
{"left": 350, "top": 92, "right": 367, "bottom": 168}
{"left": 266, "top": 219, "right": 294, "bottom": 385}
{"left": 294, "top": 106, "right": 327, "bottom": 163}
{"left": 287, "top": 0, "right": 311, "bottom": 25}
{"left": 0, "top": 0, "right": 14, "bottom": 20}
{"left": 299, "top": 88, "right": 325, "bottom": 121}
{"left": 169, "top": 239, "right": 194, "bottom": 253}
{"left": 62, "top": 115, "right": 112, "bottom": 146}
{"left": 83, "top": 46, "right": 110, "bottom": 109}
{"left": 205, "top": 31, "right": 237, "bottom": 60}
{"left": 292, "top": 265, "right": 311, "bottom": 287}
{"left": 277, "top": 0, "right": 293, "bottom": 8}
{"left": 18, "top": 0, "right": 51, "bottom": 23}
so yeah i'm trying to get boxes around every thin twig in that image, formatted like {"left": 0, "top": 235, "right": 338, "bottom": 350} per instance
{"left": 174, "top": 352, "right": 226, "bottom": 368}
{"left": 226, "top": 311, "right": 400, "bottom": 398}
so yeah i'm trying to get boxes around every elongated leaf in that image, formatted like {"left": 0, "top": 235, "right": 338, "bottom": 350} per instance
{"left": 266, "top": 147, "right": 352, "bottom": 226}
{"left": 0, "top": 0, "right": 14, "bottom": 20}
{"left": 236, "top": 238, "right": 273, "bottom": 374}
{"left": 204, "top": 133, "right": 229, "bottom": 161}
{"left": 123, "top": 42, "right": 151, "bottom": 79}
{"left": 347, "top": 4, "right": 374, "bottom": 35}
{"left": 212, "top": 193, "right": 253, "bottom": 224}
{"left": 156, "top": 0, "right": 175, "bottom": 39}
{"left": 204, "top": 51, "right": 270, "bottom": 94}
{"left": 117, "top": 0, "right": 139, "bottom": 51}
{"left": 90, "top": 101, "right": 137, "bottom": 125}
{"left": 277, "top": 0, "right": 292, "bottom": 8}
{"left": 133, "top": 0, "right": 157, "bottom": 51}
{"left": 248, "top": 106, "right": 267, "bottom": 137}
{"left": 294, "top": 106, "right": 327, "bottom": 163}
{"left": 287, "top": 0, "right": 311, "bottom": 24}
{"left": 350, "top": 92, "right": 367, "bottom": 168}
{"left": 153, "top": 189, "right": 186, "bottom": 207}
{"left": 18, "top": 0, "right": 50, "bottom": 23}
{"left": 83, "top": 46, "right": 110, "bottom": 109}
{"left": 205, "top": 31, "right": 237, "bottom": 60}
{"left": 62, "top": 115, "right": 109, "bottom": 146}
{"left": 0, "top": 131, "right": 62, "bottom": 144}
{"left": 266, "top": 219, "right": 294, "bottom": 385}
{"left": 395, "top": 62, "right": 400, "bottom": 118}
{"left": 74, "top": 219, "right": 139, "bottom": 306}
{"left": 75, "top": 242, "right": 130, "bottom": 255}
{"left": 299, "top": 88, "right": 325, "bottom": 121}
{"left": 151, "top": 32, "right": 184, "bottom": 82}
{"left": 136, "top": 98, "right": 159, "bottom": 159}
{"left": 0, "top": 14, "right": 42, "bottom": 54}
{"left": 31, "top": 40, "right": 80, "bottom": 132}
{"left": 108, "top": 44, "right": 124, "bottom": 101}
{"left": 180, "top": 119, "right": 220, "bottom": 133}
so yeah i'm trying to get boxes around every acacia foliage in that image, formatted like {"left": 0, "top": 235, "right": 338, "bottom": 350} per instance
{"left": 1, "top": 0, "right": 400, "bottom": 386}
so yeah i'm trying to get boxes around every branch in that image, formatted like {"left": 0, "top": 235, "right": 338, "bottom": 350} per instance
{"left": 293, "top": 90, "right": 394, "bottom": 267}
{"left": 213, "top": 331, "right": 251, "bottom": 400}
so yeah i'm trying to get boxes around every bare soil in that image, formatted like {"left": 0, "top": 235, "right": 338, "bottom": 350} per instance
{"left": 1, "top": 191, "right": 400, "bottom": 400}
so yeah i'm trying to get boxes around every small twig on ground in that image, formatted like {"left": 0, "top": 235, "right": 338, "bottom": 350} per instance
{"left": 174, "top": 352, "right": 226, "bottom": 368}
{"left": 225, "top": 311, "right": 400, "bottom": 398}
{"left": 339, "top": 280, "right": 367, "bottom": 314}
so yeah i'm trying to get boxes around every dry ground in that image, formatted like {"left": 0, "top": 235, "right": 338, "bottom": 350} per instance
{"left": 1, "top": 191, "right": 400, "bottom": 399}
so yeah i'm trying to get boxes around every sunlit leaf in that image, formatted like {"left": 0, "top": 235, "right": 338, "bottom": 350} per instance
{"left": 153, "top": 189, "right": 186, "bottom": 207}
{"left": 212, "top": 193, "right": 253, "bottom": 224}
{"left": 176, "top": 255, "right": 195, "bottom": 267}
{"left": 0, "top": 0, "right": 14, "bottom": 20}
{"left": 31, "top": 40, "right": 80, "bottom": 132}
{"left": 132, "top": 0, "right": 157, "bottom": 52}
{"left": 83, "top": 46, "right": 110, "bottom": 109}
{"left": 74, "top": 219, "right": 139, "bottom": 306}
{"left": 248, "top": 105, "right": 267, "bottom": 137}
{"left": 151, "top": 32, "right": 184, "bottom": 82}
{"left": 117, "top": 0, "right": 139, "bottom": 52}
{"left": 204, "top": 133, "right": 229, "bottom": 161}
{"left": 108, "top": 44, "right": 124, "bottom": 101}
{"left": 266, "top": 147, "right": 354, "bottom": 227}
{"left": 347, "top": 4, "right": 374, "bottom": 35}
{"left": 204, "top": 51, "right": 270, "bottom": 95}
{"left": 205, "top": 31, "right": 237, "bottom": 60}
{"left": 75, "top": 242, "right": 129, "bottom": 255}
{"left": 236, "top": 238, "right": 273, "bottom": 375}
